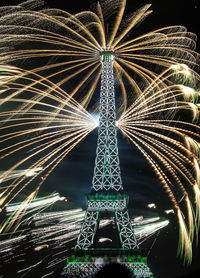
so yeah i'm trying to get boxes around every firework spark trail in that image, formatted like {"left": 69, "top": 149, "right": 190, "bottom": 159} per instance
{"left": 118, "top": 128, "right": 197, "bottom": 262}
{"left": 0, "top": 205, "right": 169, "bottom": 257}
{"left": 133, "top": 219, "right": 169, "bottom": 243}
{"left": 0, "top": 8, "right": 102, "bottom": 105}
{"left": 3, "top": 193, "right": 67, "bottom": 232}
{"left": 0, "top": 190, "right": 169, "bottom": 276}
{"left": 0, "top": 185, "right": 41, "bottom": 233}
{"left": 0, "top": 0, "right": 199, "bottom": 110}
{"left": 0, "top": 65, "right": 96, "bottom": 126}
{"left": 0, "top": 213, "right": 169, "bottom": 277}
{"left": 0, "top": 167, "right": 42, "bottom": 183}
{"left": 1, "top": 189, "right": 41, "bottom": 233}
{"left": 118, "top": 69, "right": 200, "bottom": 263}
{"left": 0, "top": 69, "right": 97, "bottom": 211}
{"left": 118, "top": 65, "right": 199, "bottom": 122}
{"left": 0, "top": 127, "right": 93, "bottom": 210}
{"left": 0, "top": 60, "right": 95, "bottom": 134}
{"left": 33, "top": 208, "right": 83, "bottom": 225}
{"left": 119, "top": 125, "right": 194, "bottom": 263}
{"left": 0, "top": 200, "right": 169, "bottom": 245}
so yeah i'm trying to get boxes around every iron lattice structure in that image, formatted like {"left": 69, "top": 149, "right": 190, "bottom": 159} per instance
{"left": 92, "top": 53, "right": 123, "bottom": 192}
{"left": 63, "top": 52, "right": 153, "bottom": 278}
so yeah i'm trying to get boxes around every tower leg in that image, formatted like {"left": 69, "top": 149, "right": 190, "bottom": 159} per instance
{"left": 115, "top": 209, "right": 138, "bottom": 249}
{"left": 76, "top": 210, "right": 99, "bottom": 248}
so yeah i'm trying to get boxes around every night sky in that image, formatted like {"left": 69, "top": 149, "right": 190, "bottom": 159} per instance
{"left": 0, "top": 0, "right": 200, "bottom": 278}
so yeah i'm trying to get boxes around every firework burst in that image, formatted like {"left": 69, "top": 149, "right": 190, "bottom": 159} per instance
{"left": 0, "top": 0, "right": 198, "bottom": 111}
{"left": 117, "top": 66, "right": 200, "bottom": 263}
{"left": 0, "top": 66, "right": 97, "bottom": 214}
{"left": 0, "top": 0, "right": 199, "bottom": 266}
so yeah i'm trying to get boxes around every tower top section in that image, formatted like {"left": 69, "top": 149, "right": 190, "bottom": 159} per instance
{"left": 101, "top": 51, "right": 114, "bottom": 63}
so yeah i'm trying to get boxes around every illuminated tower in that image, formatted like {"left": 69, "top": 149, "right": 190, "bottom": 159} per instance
{"left": 63, "top": 52, "right": 153, "bottom": 278}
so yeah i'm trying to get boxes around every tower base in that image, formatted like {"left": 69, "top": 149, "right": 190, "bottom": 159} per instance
{"left": 62, "top": 249, "right": 154, "bottom": 278}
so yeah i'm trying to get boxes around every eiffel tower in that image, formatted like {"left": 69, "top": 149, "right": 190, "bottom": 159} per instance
{"left": 63, "top": 51, "right": 153, "bottom": 278}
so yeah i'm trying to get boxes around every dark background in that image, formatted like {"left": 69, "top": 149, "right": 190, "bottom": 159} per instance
{"left": 0, "top": 0, "right": 200, "bottom": 278}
